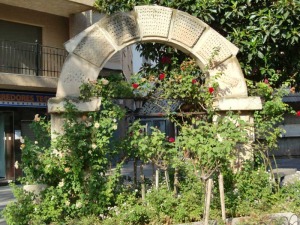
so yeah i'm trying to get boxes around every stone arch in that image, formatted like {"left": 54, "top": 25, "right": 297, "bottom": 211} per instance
{"left": 57, "top": 5, "right": 248, "bottom": 98}
{"left": 48, "top": 5, "right": 261, "bottom": 127}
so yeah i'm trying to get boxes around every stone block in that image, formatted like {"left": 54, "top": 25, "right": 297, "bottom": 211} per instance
{"left": 213, "top": 97, "right": 262, "bottom": 111}
{"left": 99, "top": 12, "right": 140, "bottom": 46}
{"left": 65, "top": 23, "right": 98, "bottom": 53}
{"left": 56, "top": 54, "right": 101, "bottom": 97}
{"left": 135, "top": 5, "right": 172, "bottom": 39}
{"left": 50, "top": 114, "right": 65, "bottom": 137}
{"left": 170, "top": 11, "right": 207, "bottom": 48}
{"left": 195, "top": 28, "right": 238, "bottom": 67}
{"left": 48, "top": 97, "right": 102, "bottom": 113}
{"left": 73, "top": 25, "right": 116, "bottom": 67}
{"left": 209, "top": 57, "right": 248, "bottom": 97}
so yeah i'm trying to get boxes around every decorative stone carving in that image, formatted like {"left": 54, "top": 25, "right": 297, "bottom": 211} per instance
{"left": 170, "top": 11, "right": 207, "bottom": 48}
{"left": 135, "top": 6, "right": 172, "bottom": 38}
{"left": 195, "top": 29, "right": 238, "bottom": 67}
{"left": 73, "top": 26, "right": 116, "bottom": 67}
{"left": 208, "top": 57, "right": 248, "bottom": 98}
{"left": 65, "top": 24, "right": 98, "bottom": 53}
{"left": 100, "top": 12, "right": 140, "bottom": 46}
{"left": 56, "top": 54, "right": 101, "bottom": 98}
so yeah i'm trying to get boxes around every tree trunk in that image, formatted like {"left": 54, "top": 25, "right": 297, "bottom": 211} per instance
{"left": 133, "top": 157, "right": 137, "bottom": 187}
{"left": 155, "top": 169, "right": 160, "bottom": 190}
{"left": 218, "top": 173, "right": 226, "bottom": 222}
{"left": 204, "top": 178, "right": 213, "bottom": 225}
{"left": 165, "top": 169, "right": 170, "bottom": 191}
{"left": 140, "top": 163, "right": 146, "bottom": 201}
{"left": 174, "top": 167, "right": 179, "bottom": 195}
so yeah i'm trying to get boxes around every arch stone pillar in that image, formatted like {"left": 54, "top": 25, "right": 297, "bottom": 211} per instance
{"left": 48, "top": 5, "right": 262, "bottom": 145}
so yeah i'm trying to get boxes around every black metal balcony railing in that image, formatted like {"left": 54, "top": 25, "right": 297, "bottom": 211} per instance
{"left": 0, "top": 40, "right": 68, "bottom": 78}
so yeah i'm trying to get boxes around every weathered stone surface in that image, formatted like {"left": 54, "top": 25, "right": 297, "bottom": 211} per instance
{"left": 135, "top": 5, "right": 172, "bottom": 39}
{"left": 73, "top": 26, "right": 116, "bottom": 67}
{"left": 170, "top": 11, "right": 207, "bottom": 48}
{"left": 213, "top": 97, "right": 262, "bottom": 111}
{"left": 209, "top": 57, "right": 248, "bottom": 98}
{"left": 65, "top": 23, "right": 98, "bottom": 53}
{"left": 48, "top": 97, "right": 101, "bottom": 113}
{"left": 99, "top": 12, "right": 140, "bottom": 46}
{"left": 50, "top": 114, "right": 65, "bottom": 137}
{"left": 56, "top": 54, "right": 100, "bottom": 97}
{"left": 194, "top": 28, "right": 239, "bottom": 67}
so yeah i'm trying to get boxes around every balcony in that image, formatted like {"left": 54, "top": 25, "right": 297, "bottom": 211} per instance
{"left": 0, "top": 0, "right": 94, "bottom": 17}
{"left": 0, "top": 40, "right": 68, "bottom": 78}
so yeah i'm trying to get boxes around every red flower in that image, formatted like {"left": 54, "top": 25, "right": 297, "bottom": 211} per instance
{"left": 296, "top": 111, "right": 300, "bottom": 117}
{"left": 168, "top": 137, "right": 175, "bottom": 143}
{"left": 159, "top": 73, "right": 166, "bottom": 80}
{"left": 132, "top": 83, "right": 139, "bottom": 89}
{"left": 161, "top": 56, "right": 171, "bottom": 64}
{"left": 192, "top": 79, "right": 197, "bottom": 84}
{"left": 264, "top": 78, "right": 269, "bottom": 84}
{"left": 208, "top": 87, "right": 214, "bottom": 94}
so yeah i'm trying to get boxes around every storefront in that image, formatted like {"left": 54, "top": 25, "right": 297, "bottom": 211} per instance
{"left": 0, "top": 90, "right": 54, "bottom": 183}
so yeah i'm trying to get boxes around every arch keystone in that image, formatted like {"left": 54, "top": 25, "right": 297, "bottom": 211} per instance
{"left": 135, "top": 5, "right": 173, "bottom": 40}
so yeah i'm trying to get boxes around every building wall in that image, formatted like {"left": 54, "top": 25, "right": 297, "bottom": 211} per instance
{"left": 0, "top": 3, "right": 69, "bottom": 48}
{"left": 274, "top": 114, "right": 300, "bottom": 157}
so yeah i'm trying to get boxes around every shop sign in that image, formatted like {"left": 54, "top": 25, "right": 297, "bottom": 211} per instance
{"left": 0, "top": 91, "right": 55, "bottom": 108}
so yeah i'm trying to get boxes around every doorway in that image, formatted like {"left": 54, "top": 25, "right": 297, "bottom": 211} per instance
{"left": 0, "top": 112, "right": 14, "bottom": 179}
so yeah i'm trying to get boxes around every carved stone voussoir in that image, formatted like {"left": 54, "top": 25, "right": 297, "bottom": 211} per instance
{"left": 170, "top": 11, "right": 207, "bottom": 48}
{"left": 195, "top": 29, "right": 239, "bottom": 67}
{"left": 135, "top": 5, "right": 173, "bottom": 38}
{"left": 73, "top": 26, "right": 116, "bottom": 67}
{"left": 99, "top": 12, "right": 140, "bottom": 46}
{"left": 56, "top": 54, "right": 100, "bottom": 98}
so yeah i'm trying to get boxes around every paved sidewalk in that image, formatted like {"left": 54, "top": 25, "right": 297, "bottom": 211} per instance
{"left": 0, "top": 185, "right": 13, "bottom": 225}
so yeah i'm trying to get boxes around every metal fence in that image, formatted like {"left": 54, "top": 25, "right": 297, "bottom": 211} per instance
{"left": 0, "top": 40, "right": 68, "bottom": 78}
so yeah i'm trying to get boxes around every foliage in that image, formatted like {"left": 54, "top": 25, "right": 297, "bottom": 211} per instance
{"left": 94, "top": 0, "right": 300, "bottom": 89}
{"left": 127, "top": 122, "right": 177, "bottom": 170}
{"left": 4, "top": 2, "right": 300, "bottom": 223}
{"left": 80, "top": 73, "right": 134, "bottom": 100}
{"left": 19, "top": 114, "right": 51, "bottom": 184}
{"left": 177, "top": 112, "right": 247, "bottom": 180}
{"left": 247, "top": 81, "right": 294, "bottom": 165}
{"left": 4, "top": 97, "right": 126, "bottom": 224}
{"left": 279, "top": 180, "right": 300, "bottom": 214}
{"left": 226, "top": 163, "right": 277, "bottom": 217}
{"left": 2, "top": 184, "right": 35, "bottom": 225}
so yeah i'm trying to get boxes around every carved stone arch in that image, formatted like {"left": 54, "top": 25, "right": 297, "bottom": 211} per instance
{"left": 56, "top": 5, "right": 248, "bottom": 98}
{"left": 48, "top": 5, "right": 262, "bottom": 139}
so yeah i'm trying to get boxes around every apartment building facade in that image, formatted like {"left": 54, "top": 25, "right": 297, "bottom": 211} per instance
{"left": 0, "top": 0, "right": 133, "bottom": 182}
